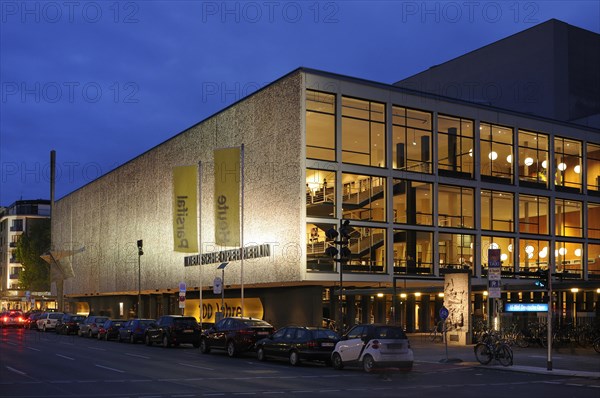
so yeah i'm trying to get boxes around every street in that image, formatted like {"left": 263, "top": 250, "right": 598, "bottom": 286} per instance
{"left": 1, "top": 328, "right": 598, "bottom": 398}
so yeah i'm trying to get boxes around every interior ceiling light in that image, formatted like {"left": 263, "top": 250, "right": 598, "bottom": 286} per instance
{"left": 559, "top": 247, "right": 567, "bottom": 256}
{"left": 525, "top": 245, "right": 534, "bottom": 254}
{"left": 501, "top": 253, "right": 508, "bottom": 261}
{"left": 506, "top": 154, "right": 512, "bottom": 163}
{"left": 558, "top": 162, "right": 567, "bottom": 171}
{"left": 574, "top": 248, "right": 582, "bottom": 257}
{"left": 524, "top": 157, "right": 534, "bottom": 166}
{"left": 574, "top": 165, "right": 581, "bottom": 174}
{"left": 541, "top": 160, "right": 547, "bottom": 169}
{"left": 488, "top": 151, "right": 498, "bottom": 160}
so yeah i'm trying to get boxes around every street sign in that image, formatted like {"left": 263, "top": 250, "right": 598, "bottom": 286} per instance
{"left": 439, "top": 306, "right": 449, "bottom": 320}
{"left": 487, "top": 248, "right": 502, "bottom": 298}
{"left": 178, "top": 291, "right": 186, "bottom": 309}
{"left": 179, "top": 282, "right": 186, "bottom": 292}
{"left": 213, "top": 277, "right": 222, "bottom": 294}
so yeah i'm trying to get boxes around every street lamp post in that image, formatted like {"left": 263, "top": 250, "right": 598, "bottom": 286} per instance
{"left": 137, "top": 240, "right": 143, "bottom": 318}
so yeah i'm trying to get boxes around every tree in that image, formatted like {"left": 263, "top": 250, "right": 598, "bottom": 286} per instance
{"left": 15, "top": 218, "right": 51, "bottom": 291}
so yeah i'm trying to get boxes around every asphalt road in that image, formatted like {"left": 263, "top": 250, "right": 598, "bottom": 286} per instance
{"left": 1, "top": 328, "right": 599, "bottom": 398}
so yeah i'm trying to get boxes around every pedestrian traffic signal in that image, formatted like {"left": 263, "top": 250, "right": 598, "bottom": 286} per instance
{"left": 534, "top": 269, "right": 549, "bottom": 290}
{"left": 324, "top": 220, "right": 352, "bottom": 262}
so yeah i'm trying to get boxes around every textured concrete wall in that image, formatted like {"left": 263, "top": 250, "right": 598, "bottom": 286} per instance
{"left": 53, "top": 72, "right": 305, "bottom": 297}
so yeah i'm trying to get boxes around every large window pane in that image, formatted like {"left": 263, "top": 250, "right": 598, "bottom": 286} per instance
{"left": 587, "top": 143, "right": 600, "bottom": 192}
{"left": 519, "top": 194, "right": 549, "bottom": 234}
{"left": 438, "top": 115, "right": 474, "bottom": 178}
{"left": 518, "top": 238, "right": 550, "bottom": 274}
{"left": 306, "top": 90, "right": 335, "bottom": 161}
{"left": 341, "top": 173, "right": 385, "bottom": 222}
{"left": 306, "top": 169, "right": 336, "bottom": 218}
{"left": 393, "top": 179, "right": 433, "bottom": 225}
{"left": 554, "top": 137, "right": 582, "bottom": 191}
{"left": 589, "top": 243, "right": 600, "bottom": 279}
{"left": 481, "top": 190, "right": 514, "bottom": 231}
{"left": 555, "top": 198, "right": 582, "bottom": 237}
{"left": 480, "top": 122, "right": 513, "bottom": 182}
{"left": 439, "top": 233, "right": 474, "bottom": 273}
{"left": 346, "top": 227, "right": 386, "bottom": 273}
{"left": 306, "top": 222, "right": 335, "bottom": 272}
{"left": 393, "top": 229, "right": 433, "bottom": 275}
{"left": 392, "top": 106, "right": 432, "bottom": 173}
{"left": 556, "top": 241, "right": 583, "bottom": 279}
{"left": 589, "top": 202, "right": 600, "bottom": 239}
{"left": 438, "top": 184, "right": 474, "bottom": 228}
{"left": 342, "top": 97, "right": 385, "bottom": 167}
{"left": 518, "top": 129, "right": 548, "bottom": 187}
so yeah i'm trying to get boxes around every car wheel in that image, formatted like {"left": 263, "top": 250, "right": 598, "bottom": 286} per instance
{"left": 145, "top": 334, "right": 153, "bottom": 346}
{"left": 130, "top": 334, "right": 136, "bottom": 344}
{"left": 332, "top": 353, "right": 344, "bottom": 370}
{"left": 88, "top": 330, "right": 92, "bottom": 338}
{"left": 200, "top": 338, "right": 210, "bottom": 354}
{"left": 257, "top": 347, "right": 266, "bottom": 361}
{"left": 226, "top": 341, "right": 237, "bottom": 357}
{"left": 289, "top": 351, "right": 300, "bottom": 366}
{"left": 42, "top": 325, "right": 46, "bottom": 332}
{"left": 162, "top": 335, "right": 170, "bottom": 348}
{"left": 362, "top": 354, "right": 375, "bottom": 373}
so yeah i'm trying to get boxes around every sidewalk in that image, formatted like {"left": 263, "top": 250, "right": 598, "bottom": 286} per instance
{"left": 407, "top": 333, "right": 600, "bottom": 379}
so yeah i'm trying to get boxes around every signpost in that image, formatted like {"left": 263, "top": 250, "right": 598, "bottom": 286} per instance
{"left": 487, "top": 248, "right": 502, "bottom": 333}
{"left": 179, "top": 282, "right": 186, "bottom": 312}
{"left": 439, "top": 306, "right": 450, "bottom": 361}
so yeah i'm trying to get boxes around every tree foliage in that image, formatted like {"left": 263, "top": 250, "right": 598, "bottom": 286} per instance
{"left": 15, "top": 218, "right": 51, "bottom": 291}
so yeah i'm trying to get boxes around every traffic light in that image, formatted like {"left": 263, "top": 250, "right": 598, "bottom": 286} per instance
{"left": 137, "top": 239, "right": 144, "bottom": 256}
{"left": 325, "top": 220, "right": 352, "bottom": 262}
{"left": 534, "top": 268, "right": 549, "bottom": 289}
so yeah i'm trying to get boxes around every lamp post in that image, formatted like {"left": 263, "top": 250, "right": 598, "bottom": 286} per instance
{"left": 137, "top": 240, "right": 143, "bottom": 318}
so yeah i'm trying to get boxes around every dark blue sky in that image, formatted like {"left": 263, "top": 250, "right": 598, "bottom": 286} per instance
{"left": 1, "top": 1, "right": 599, "bottom": 206}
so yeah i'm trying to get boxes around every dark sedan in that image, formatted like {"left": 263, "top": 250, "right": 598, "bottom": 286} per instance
{"left": 98, "top": 319, "right": 127, "bottom": 341}
{"left": 200, "top": 317, "right": 274, "bottom": 357}
{"left": 118, "top": 319, "right": 156, "bottom": 343}
{"left": 255, "top": 326, "right": 340, "bottom": 366}
{"left": 55, "top": 314, "right": 86, "bottom": 335}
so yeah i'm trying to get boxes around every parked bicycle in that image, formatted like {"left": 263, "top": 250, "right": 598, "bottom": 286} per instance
{"left": 594, "top": 336, "right": 600, "bottom": 354}
{"left": 474, "top": 339, "right": 513, "bottom": 366}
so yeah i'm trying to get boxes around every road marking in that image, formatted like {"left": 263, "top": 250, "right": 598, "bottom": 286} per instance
{"left": 177, "top": 362, "right": 214, "bottom": 371}
{"left": 125, "top": 353, "right": 151, "bottom": 359}
{"left": 95, "top": 364, "right": 125, "bottom": 373}
{"left": 56, "top": 354, "right": 75, "bottom": 360}
{"left": 6, "top": 366, "right": 26, "bottom": 375}
{"left": 88, "top": 346, "right": 106, "bottom": 351}
{"left": 26, "top": 346, "right": 40, "bottom": 351}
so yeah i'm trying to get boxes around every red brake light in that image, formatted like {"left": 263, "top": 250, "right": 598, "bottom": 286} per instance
{"left": 371, "top": 340, "right": 380, "bottom": 349}
{"left": 307, "top": 340, "right": 318, "bottom": 348}
{"left": 239, "top": 329, "right": 254, "bottom": 335}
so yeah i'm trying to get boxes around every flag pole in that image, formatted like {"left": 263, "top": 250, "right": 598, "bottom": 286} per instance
{"left": 240, "top": 144, "right": 245, "bottom": 317}
{"left": 198, "top": 161, "right": 203, "bottom": 326}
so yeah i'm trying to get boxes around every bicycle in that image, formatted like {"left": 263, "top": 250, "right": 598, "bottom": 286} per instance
{"left": 474, "top": 340, "right": 513, "bottom": 366}
{"left": 593, "top": 336, "right": 600, "bottom": 354}
{"left": 428, "top": 320, "right": 446, "bottom": 343}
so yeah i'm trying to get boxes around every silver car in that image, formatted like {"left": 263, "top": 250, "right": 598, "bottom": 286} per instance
{"left": 36, "top": 312, "right": 65, "bottom": 332}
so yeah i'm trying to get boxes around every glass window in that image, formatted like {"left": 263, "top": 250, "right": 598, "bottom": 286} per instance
{"left": 519, "top": 194, "right": 549, "bottom": 235}
{"left": 518, "top": 129, "right": 549, "bottom": 187}
{"left": 393, "top": 229, "right": 433, "bottom": 275}
{"left": 555, "top": 199, "right": 582, "bottom": 237}
{"left": 392, "top": 106, "right": 432, "bottom": 173}
{"left": 341, "top": 173, "right": 385, "bottom": 222}
{"left": 518, "top": 238, "right": 550, "bottom": 273}
{"left": 589, "top": 202, "right": 600, "bottom": 239}
{"left": 482, "top": 236, "right": 514, "bottom": 275}
{"left": 587, "top": 143, "right": 600, "bottom": 192}
{"left": 438, "top": 184, "right": 474, "bottom": 228}
{"left": 342, "top": 96, "right": 385, "bottom": 167}
{"left": 556, "top": 241, "right": 583, "bottom": 278}
{"left": 306, "top": 222, "right": 336, "bottom": 272}
{"left": 554, "top": 137, "right": 582, "bottom": 191}
{"left": 438, "top": 233, "right": 474, "bottom": 273}
{"left": 306, "top": 90, "right": 335, "bottom": 161}
{"left": 346, "top": 226, "right": 386, "bottom": 273}
{"left": 480, "top": 122, "right": 513, "bottom": 182}
{"left": 306, "top": 169, "right": 336, "bottom": 218}
{"left": 481, "top": 190, "right": 514, "bottom": 232}
{"left": 589, "top": 243, "right": 600, "bottom": 279}
{"left": 437, "top": 115, "right": 474, "bottom": 178}
{"left": 393, "top": 179, "right": 432, "bottom": 225}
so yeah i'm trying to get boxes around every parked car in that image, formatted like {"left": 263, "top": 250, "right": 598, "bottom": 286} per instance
{"left": 55, "top": 314, "right": 86, "bottom": 335}
{"left": 118, "top": 318, "right": 155, "bottom": 344}
{"left": 255, "top": 326, "right": 340, "bottom": 366}
{"left": 0, "top": 310, "right": 25, "bottom": 328}
{"left": 78, "top": 315, "right": 109, "bottom": 338}
{"left": 200, "top": 317, "right": 274, "bottom": 357}
{"left": 25, "top": 312, "right": 43, "bottom": 330}
{"left": 331, "top": 324, "right": 414, "bottom": 373}
{"left": 144, "top": 315, "right": 201, "bottom": 347}
{"left": 97, "top": 319, "right": 127, "bottom": 341}
{"left": 36, "top": 312, "right": 65, "bottom": 332}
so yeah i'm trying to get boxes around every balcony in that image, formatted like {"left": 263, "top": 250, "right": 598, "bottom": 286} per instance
{"left": 9, "top": 226, "right": 23, "bottom": 232}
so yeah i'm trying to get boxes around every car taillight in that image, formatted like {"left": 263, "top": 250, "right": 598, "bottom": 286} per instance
{"left": 239, "top": 329, "right": 254, "bottom": 335}
{"left": 307, "top": 340, "right": 318, "bottom": 348}
{"left": 371, "top": 340, "right": 380, "bottom": 349}
{"left": 134, "top": 327, "right": 142, "bottom": 333}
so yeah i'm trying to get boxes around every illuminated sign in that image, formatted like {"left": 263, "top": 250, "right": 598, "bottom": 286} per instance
{"left": 183, "top": 244, "right": 271, "bottom": 266}
{"left": 505, "top": 303, "right": 548, "bottom": 312}
{"left": 183, "top": 298, "right": 263, "bottom": 323}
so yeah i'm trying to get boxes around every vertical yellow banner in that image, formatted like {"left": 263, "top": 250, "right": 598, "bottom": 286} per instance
{"left": 214, "top": 147, "right": 241, "bottom": 247}
{"left": 173, "top": 166, "right": 198, "bottom": 253}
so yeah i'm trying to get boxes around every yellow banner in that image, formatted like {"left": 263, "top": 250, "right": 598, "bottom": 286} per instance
{"left": 184, "top": 298, "right": 263, "bottom": 324}
{"left": 214, "top": 147, "right": 241, "bottom": 247}
{"left": 173, "top": 166, "right": 198, "bottom": 253}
